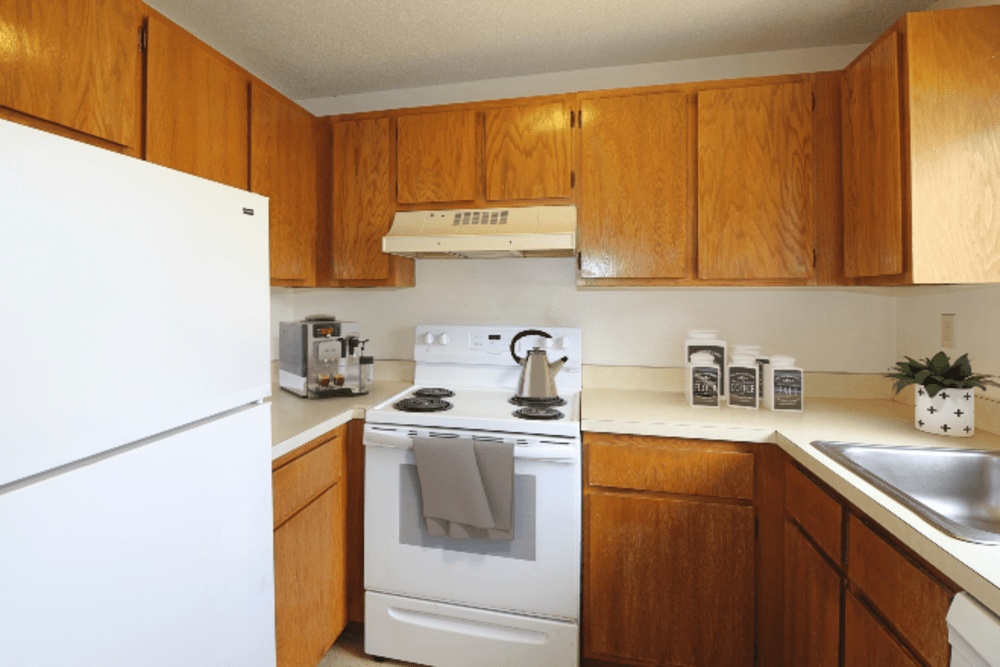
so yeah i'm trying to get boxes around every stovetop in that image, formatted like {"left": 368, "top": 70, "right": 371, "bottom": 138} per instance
{"left": 367, "top": 385, "right": 581, "bottom": 438}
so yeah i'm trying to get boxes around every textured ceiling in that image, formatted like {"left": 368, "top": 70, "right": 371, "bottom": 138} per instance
{"left": 144, "top": 0, "right": 936, "bottom": 101}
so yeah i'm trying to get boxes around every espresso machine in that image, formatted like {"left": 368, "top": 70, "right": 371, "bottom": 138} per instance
{"left": 278, "top": 316, "right": 372, "bottom": 398}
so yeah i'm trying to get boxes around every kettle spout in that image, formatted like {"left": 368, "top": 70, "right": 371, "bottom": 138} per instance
{"left": 549, "top": 356, "right": 568, "bottom": 377}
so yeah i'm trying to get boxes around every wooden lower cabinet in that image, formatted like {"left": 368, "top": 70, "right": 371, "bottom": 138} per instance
{"left": 585, "top": 492, "right": 755, "bottom": 666}
{"left": 783, "top": 521, "right": 840, "bottom": 666}
{"left": 844, "top": 592, "right": 921, "bottom": 667}
{"left": 583, "top": 434, "right": 765, "bottom": 667}
{"left": 272, "top": 426, "right": 348, "bottom": 667}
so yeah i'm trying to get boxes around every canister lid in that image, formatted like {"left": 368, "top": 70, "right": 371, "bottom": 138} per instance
{"left": 769, "top": 355, "right": 796, "bottom": 367}
{"left": 687, "top": 329, "right": 719, "bottom": 339}
{"left": 690, "top": 351, "right": 717, "bottom": 365}
{"left": 731, "top": 353, "right": 757, "bottom": 366}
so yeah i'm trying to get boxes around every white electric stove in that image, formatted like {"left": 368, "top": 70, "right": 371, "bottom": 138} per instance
{"left": 363, "top": 325, "right": 582, "bottom": 667}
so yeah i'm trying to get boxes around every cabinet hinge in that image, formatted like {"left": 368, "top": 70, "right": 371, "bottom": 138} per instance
{"left": 578, "top": 109, "right": 582, "bottom": 128}
{"left": 570, "top": 170, "right": 575, "bottom": 189}
{"left": 138, "top": 26, "right": 147, "bottom": 53}
{"left": 570, "top": 110, "right": 575, "bottom": 128}
{"left": 577, "top": 252, "right": 582, "bottom": 271}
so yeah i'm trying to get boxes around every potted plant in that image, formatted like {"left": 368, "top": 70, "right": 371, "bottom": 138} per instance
{"left": 886, "top": 352, "right": 999, "bottom": 437}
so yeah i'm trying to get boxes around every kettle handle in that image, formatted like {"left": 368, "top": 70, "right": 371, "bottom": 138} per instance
{"left": 510, "top": 329, "right": 552, "bottom": 364}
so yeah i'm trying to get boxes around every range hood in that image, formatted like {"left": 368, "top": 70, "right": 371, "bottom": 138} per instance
{"left": 382, "top": 205, "right": 576, "bottom": 259}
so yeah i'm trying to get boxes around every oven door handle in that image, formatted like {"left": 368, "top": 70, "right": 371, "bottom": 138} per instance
{"left": 363, "top": 432, "right": 576, "bottom": 463}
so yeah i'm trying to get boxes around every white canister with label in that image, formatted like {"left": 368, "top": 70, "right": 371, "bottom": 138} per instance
{"left": 727, "top": 353, "right": 759, "bottom": 409}
{"left": 685, "top": 329, "right": 727, "bottom": 397}
{"left": 764, "top": 355, "right": 804, "bottom": 412}
{"left": 686, "top": 351, "right": 721, "bottom": 408}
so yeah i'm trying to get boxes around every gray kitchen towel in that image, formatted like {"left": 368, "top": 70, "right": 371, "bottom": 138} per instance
{"left": 412, "top": 437, "right": 495, "bottom": 535}
{"left": 473, "top": 440, "right": 514, "bottom": 540}
{"left": 411, "top": 437, "right": 515, "bottom": 541}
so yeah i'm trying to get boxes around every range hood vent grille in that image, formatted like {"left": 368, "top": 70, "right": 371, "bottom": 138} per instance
{"left": 382, "top": 205, "right": 576, "bottom": 259}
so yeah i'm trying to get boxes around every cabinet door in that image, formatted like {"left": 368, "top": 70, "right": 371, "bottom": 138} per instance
{"left": 783, "top": 522, "right": 841, "bottom": 667}
{"left": 274, "top": 484, "right": 345, "bottom": 667}
{"left": 585, "top": 492, "right": 754, "bottom": 667}
{"left": 396, "top": 110, "right": 476, "bottom": 204}
{"left": 0, "top": 0, "right": 142, "bottom": 148}
{"left": 844, "top": 592, "right": 921, "bottom": 667}
{"left": 698, "top": 82, "right": 814, "bottom": 280}
{"left": 331, "top": 117, "right": 392, "bottom": 280}
{"left": 484, "top": 102, "right": 572, "bottom": 201}
{"left": 251, "top": 84, "right": 318, "bottom": 286}
{"left": 579, "top": 93, "right": 688, "bottom": 278}
{"left": 842, "top": 32, "right": 904, "bottom": 278}
{"left": 146, "top": 13, "right": 249, "bottom": 189}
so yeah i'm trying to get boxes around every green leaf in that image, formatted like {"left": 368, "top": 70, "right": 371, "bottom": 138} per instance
{"left": 929, "top": 352, "right": 951, "bottom": 373}
{"left": 925, "top": 383, "right": 945, "bottom": 398}
{"left": 914, "top": 369, "right": 932, "bottom": 383}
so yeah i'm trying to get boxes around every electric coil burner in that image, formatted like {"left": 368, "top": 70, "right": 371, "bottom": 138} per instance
{"left": 509, "top": 395, "right": 566, "bottom": 408}
{"left": 413, "top": 387, "right": 455, "bottom": 398}
{"left": 513, "top": 406, "right": 564, "bottom": 420}
{"left": 392, "top": 396, "right": 453, "bottom": 412}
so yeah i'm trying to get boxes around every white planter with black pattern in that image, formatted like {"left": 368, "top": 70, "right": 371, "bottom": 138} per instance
{"left": 914, "top": 386, "right": 975, "bottom": 437}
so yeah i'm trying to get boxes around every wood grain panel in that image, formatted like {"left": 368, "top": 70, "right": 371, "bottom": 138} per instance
{"left": 848, "top": 515, "right": 953, "bottom": 667}
{"left": 698, "top": 82, "right": 814, "bottom": 279}
{"left": 345, "top": 420, "right": 366, "bottom": 624}
{"left": 784, "top": 521, "right": 841, "bottom": 667}
{"left": 396, "top": 110, "right": 476, "bottom": 203}
{"left": 273, "top": 434, "right": 342, "bottom": 528}
{"left": 588, "top": 438, "right": 753, "bottom": 500}
{"left": 584, "top": 492, "right": 755, "bottom": 666}
{"left": 0, "top": 0, "right": 142, "bottom": 148}
{"left": 784, "top": 461, "right": 842, "bottom": 562}
{"left": 331, "top": 117, "right": 392, "bottom": 280}
{"left": 251, "top": 83, "right": 317, "bottom": 285}
{"left": 146, "top": 13, "right": 249, "bottom": 189}
{"left": 484, "top": 102, "right": 571, "bottom": 201}
{"left": 907, "top": 6, "right": 1000, "bottom": 283}
{"left": 844, "top": 592, "right": 921, "bottom": 667}
{"left": 579, "top": 92, "right": 689, "bottom": 278}
{"left": 842, "top": 32, "right": 904, "bottom": 278}
{"left": 274, "top": 484, "right": 344, "bottom": 667}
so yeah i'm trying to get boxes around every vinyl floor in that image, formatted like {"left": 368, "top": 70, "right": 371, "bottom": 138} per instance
{"left": 317, "top": 630, "right": 419, "bottom": 666}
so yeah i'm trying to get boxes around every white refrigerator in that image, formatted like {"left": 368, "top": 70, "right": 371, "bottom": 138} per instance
{"left": 0, "top": 119, "right": 276, "bottom": 666}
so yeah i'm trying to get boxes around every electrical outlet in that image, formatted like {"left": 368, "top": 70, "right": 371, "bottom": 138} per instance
{"left": 941, "top": 314, "right": 956, "bottom": 349}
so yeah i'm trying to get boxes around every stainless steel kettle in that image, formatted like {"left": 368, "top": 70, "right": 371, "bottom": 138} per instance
{"left": 510, "top": 329, "right": 568, "bottom": 400}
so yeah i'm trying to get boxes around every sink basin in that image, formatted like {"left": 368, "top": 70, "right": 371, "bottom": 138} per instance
{"left": 811, "top": 441, "right": 1000, "bottom": 545}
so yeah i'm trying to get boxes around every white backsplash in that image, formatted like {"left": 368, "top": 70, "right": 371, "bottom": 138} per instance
{"left": 272, "top": 259, "right": 901, "bottom": 373}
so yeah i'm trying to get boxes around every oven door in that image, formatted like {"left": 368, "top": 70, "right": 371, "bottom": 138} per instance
{"left": 363, "top": 424, "right": 581, "bottom": 621}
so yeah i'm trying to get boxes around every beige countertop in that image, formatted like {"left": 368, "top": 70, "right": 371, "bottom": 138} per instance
{"left": 268, "top": 364, "right": 411, "bottom": 461}
{"left": 583, "top": 388, "right": 1000, "bottom": 617}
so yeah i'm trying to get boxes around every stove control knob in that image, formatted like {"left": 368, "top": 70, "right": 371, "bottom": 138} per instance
{"left": 422, "top": 332, "right": 435, "bottom": 346}
{"left": 556, "top": 336, "right": 570, "bottom": 349}
{"left": 437, "top": 333, "right": 451, "bottom": 346}
{"left": 543, "top": 338, "right": 554, "bottom": 349}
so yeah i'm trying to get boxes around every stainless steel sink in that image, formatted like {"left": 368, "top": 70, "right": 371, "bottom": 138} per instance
{"left": 810, "top": 441, "right": 1000, "bottom": 545}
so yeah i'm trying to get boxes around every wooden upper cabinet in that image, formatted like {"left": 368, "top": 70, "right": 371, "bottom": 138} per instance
{"left": 579, "top": 92, "right": 689, "bottom": 278}
{"left": 842, "top": 5, "right": 1000, "bottom": 284}
{"left": 331, "top": 117, "right": 392, "bottom": 280}
{"left": 484, "top": 101, "right": 572, "bottom": 201}
{"left": 0, "top": 0, "right": 142, "bottom": 149}
{"left": 146, "top": 13, "right": 249, "bottom": 190}
{"left": 251, "top": 84, "right": 318, "bottom": 286}
{"left": 842, "top": 31, "right": 904, "bottom": 279}
{"left": 396, "top": 110, "right": 477, "bottom": 204}
{"left": 698, "top": 81, "right": 814, "bottom": 280}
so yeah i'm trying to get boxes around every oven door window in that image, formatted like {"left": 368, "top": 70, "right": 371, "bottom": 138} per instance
{"left": 398, "top": 464, "right": 537, "bottom": 561}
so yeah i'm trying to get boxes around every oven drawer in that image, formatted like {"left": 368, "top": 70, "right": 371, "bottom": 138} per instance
{"left": 365, "top": 591, "right": 579, "bottom": 667}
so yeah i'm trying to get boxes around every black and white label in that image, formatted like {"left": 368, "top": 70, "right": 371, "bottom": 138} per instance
{"left": 773, "top": 370, "right": 803, "bottom": 410}
{"left": 692, "top": 366, "right": 720, "bottom": 406}
{"left": 729, "top": 367, "right": 758, "bottom": 408}
{"left": 688, "top": 344, "right": 726, "bottom": 395}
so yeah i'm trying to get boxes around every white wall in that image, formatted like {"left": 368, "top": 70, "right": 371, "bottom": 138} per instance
{"left": 275, "top": 261, "right": 897, "bottom": 372}
{"left": 896, "top": 285, "right": 1000, "bottom": 381}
